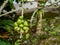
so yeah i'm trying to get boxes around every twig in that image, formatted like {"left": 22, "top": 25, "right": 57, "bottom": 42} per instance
{"left": 30, "top": 9, "right": 38, "bottom": 27}
{"left": 0, "top": 5, "right": 59, "bottom": 17}
{"left": 0, "top": 9, "right": 16, "bottom": 17}
{"left": 0, "top": 35, "right": 12, "bottom": 38}
{"left": 0, "top": 0, "right": 8, "bottom": 14}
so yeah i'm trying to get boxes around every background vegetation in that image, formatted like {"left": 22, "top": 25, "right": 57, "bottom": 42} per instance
{"left": 0, "top": 0, "right": 60, "bottom": 45}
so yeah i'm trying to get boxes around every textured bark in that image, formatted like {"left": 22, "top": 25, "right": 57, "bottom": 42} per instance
{"left": 36, "top": 11, "right": 42, "bottom": 35}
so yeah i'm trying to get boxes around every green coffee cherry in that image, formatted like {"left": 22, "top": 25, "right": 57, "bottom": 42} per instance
{"left": 44, "top": 28, "right": 49, "bottom": 32}
{"left": 17, "top": 27, "right": 20, "bottom": 31}
{"left": 23, "top": 27, "right": 29, "bottom": 33}
{"left": 25, "top": 29, "right": 29, "bottom": 33}
{"left": 24, "top": 21, "right": 28, "bottom": 26}
{"left": 19, "top": 16, "right": 23, "bottom": 19}
{"left": 23, "top": 27, "right": 29, "bottom": 30}
{"left": 15, "top": 39, "right": 22, "bottom": 45}
{"left": 21, "top": 20, "right": 24, "bottom": 23}
{"left": 19, "top": 24, "right": 23, "bottom": 27}
{"left": 14, "top": 27, "right": 18, "bottom": 30}
{"left": 26, "top": 33, "right": 30, "bottom": 39}
{"left": 14, "top": 22, "right": 18, "bottom": 26}
{"left": 17, "top": 19, "right": 22, "bottom": 24}
{"left": 14, "top": 27, "right": 20, "bottom": 31}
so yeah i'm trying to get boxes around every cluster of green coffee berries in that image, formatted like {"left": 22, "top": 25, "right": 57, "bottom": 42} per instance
{"left": 14, "top": 16, "right": 29, "bottom": 33}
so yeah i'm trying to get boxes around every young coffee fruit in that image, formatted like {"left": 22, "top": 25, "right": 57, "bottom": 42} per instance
{"left": 23, "top": 27, "right": 29, "bottom": 33}
{"left": 19, "top": 16, "right": 23, "bottom": 19}
{"left": 17, "top": 19, "right": 22, "bottom": 24}
{"left": 26, "top": 33, "right": 30, "bottom": 39}
{"left": 19, "top": 24, "right": 23, "bottom": 27}
{"left": 23, "top": 27, "right": 29, "bottom": 30}
{"left": 14, "top": 22, "right": 18, "bottom": 26}
{"left": 14, "top": 27, "right": 20, "bottom": 31}
{"left": 24, "top": 21, "right": 28, "bottom": 26}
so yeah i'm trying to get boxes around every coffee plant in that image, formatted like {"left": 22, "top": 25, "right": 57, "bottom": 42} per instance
{"left": 14, "top": 16, "right": 30, "bottom": 45}
{"left": 0, "top": 0, "right": 60, "bottom": 45}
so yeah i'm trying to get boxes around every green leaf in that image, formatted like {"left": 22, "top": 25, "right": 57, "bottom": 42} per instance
{"left": 32, "top": 38, "right": 38, "bottom": 43}
{"left": 3, "top": 25, "right": 14, "bottom": 35}
{"left": 49, "top": 31, "right": 57, "bottom": 35}
{"left": 9, "top": 0, "right": 14, "bottom": 4}
{"left": 0, "top": 19, "right": 14, "bottom": 35}
{"left": 8, "top": 0, "right": 14, "bottom": 8}
{"left": 0, "top": 39, "right": 11, "bottom": 45}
